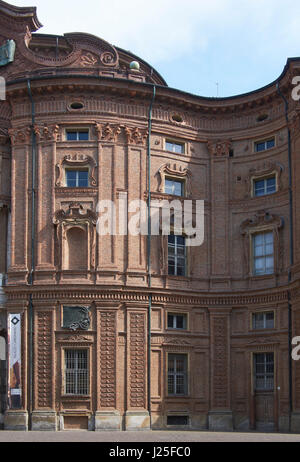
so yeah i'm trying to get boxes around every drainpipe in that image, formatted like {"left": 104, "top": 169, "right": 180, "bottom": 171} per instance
{"left": 27, "top": 79, "right": 37, "bottom": 431}
{"left": 147, "top": 84, "right": 156, "bottom": 427}
{"left": 276, "top": 81, "right": 293, "bottom": 432}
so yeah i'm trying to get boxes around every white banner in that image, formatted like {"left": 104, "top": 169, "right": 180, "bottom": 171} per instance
{"left": 8, "top": 314, "right": 21, "bottom": 409}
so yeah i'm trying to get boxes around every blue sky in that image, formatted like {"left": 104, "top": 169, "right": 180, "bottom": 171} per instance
{"left": 10, "top": 0, "right": 300, "bottom": 97}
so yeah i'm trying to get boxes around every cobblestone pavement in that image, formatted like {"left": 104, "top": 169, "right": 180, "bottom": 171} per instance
{"left": 0, "top": 430, "right": 300, "bottom": 442}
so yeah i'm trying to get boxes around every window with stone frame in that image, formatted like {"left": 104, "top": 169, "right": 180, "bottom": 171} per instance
{"left": 168, "top": 235, "right": 186, "bottom": 276}
{"left": 252, "top": 311, "right": 275, "bottom": 330}
{"left": 253, "top": 175, "right": 276, "bottom": 197}
{"left": 65, "top": 129, "right": 89, "bottom": 141}
{"left": 253, "top": 352, "right": 274, "bottom": 391}
{"left": 65, "top": 169, "right": 89, "bottom": 188}
{"left": 164, "top": 178, "right": 184, "bottom": 197}
{"left": 167, "top": 313, "right": 187, "bottom": 330}
{"left": 165, "top": 140, "right": 185, "bottom": 154}
{"left": 254, "top": 138, "right": 275, "bottom": 152}
{"left": 168, "top": 354, "right": 188, "bottom": 396}
{"left": 252, "top": 231, "right": 274, "bottom": 276}
{"left": 64, "top": 349, "right": 89, "bottom": 395}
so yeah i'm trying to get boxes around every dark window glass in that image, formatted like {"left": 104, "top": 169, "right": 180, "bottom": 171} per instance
{"left": 66, "top": 170, "right": 89, "bottom": 188}
{"left": 66, "top": 130, "right": 89, "bottom": 141}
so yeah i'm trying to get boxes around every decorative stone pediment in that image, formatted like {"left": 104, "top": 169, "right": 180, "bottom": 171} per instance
{"left": 245, "top": 161, "right": 284, "bottom": 198}
{"left": 240, "top": 210, "right": 283, "bottom": 236}
{"left": 157, "top": 162, "right": 192, "bottom": 196}
{"left": 53, "top": 203, "right": 97, "bottom": 226}
{"left": 56, "top": 154, "right": 97, "bottom": 187}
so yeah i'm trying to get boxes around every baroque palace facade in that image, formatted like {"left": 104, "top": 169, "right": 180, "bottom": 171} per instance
{"left": 1, "top": 0, "right": 300, "bottom": 432}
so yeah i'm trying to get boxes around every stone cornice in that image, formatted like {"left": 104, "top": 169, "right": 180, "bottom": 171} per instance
{"left": 3, "top": 284, "right": 293, "bottom": 307}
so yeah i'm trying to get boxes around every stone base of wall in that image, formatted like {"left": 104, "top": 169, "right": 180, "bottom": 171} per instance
{"left": 4, "top": 410, "right": 28, "bottom": 431}
{"left": 95, "top": 411, "right": 122, "bottom": 431}
{"left": 125, "top": 411, "right": 150, "bottom": 431}
{"left": 291, "top": 412, "right": 300, "bottom": 433}
{"left": 208, "top": 411, "right": 233, "bottom": 431}
{"left": 31, "top": 410, "right": 57, "bottom": 431}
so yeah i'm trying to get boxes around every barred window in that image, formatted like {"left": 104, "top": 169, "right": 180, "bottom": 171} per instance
{"left": 168, "top": 354, "right": 188, "bottom": 396}
{"left": 254, "top": 352, "right": 274, "bottom": 391}
{"left": 252, "top": 312, "right": 274, "bottom": 330}
{"left": 64, "top": 349, "right": 89, "bottom": 395}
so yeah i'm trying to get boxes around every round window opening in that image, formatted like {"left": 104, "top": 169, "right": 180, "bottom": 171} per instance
{"left": 171, "top": 113, "right": 183, "bottom": 123}
{"left": 70, "top": 102, "right": 84, "bottom": 110}
{"left": 257, "top": 113, "right": 268, "bottom": 122}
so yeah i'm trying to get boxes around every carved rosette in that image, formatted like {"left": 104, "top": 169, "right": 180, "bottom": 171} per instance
{"left": 240, "top": 210, "right": 284, "bottom": 276}
{"left": 157, "top": 162, "right": 192, "bottom": 196}
{"left": 207, "top": 139, "right": 232, "bottom": 157}
{"left": 56, "top": 153, "right": 97, "bottom": 187}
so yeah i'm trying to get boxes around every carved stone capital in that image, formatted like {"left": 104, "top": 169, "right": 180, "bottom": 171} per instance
{"left": 207, "top": 139, "right": 232, "bottom": 157}
{"left": 94, "top": 122, "right": 121, "bottom": 142}
{"left": 124, "top": 126, "right": 148, "bottom": 146}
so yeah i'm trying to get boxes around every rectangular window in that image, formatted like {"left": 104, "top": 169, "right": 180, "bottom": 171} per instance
{"left": 254, "top": 176, "right": 276, "bottom": 197}
{"left": 254, "top": 352, "right": 274, "bottom": 391}
{"left": 253, "top": 232, "right": 274, "bottom": 276}
{"left": 66, "top": 169, "right": 89, "bottom": 188}
{"left": 168, "top": 354, "right": 188, "bottom": 396}
{"left": 66, "top": 129, "right": 89, "bottom": 141}
{"left": 165, "top": 178, "right": 184, "bottom": 196}
{"left": 168, "top": 235, "right": 186, "bottom": 276}
{"left": 255, "top": 138, "right": 275, "bottom": 152}
{"left": 64, "top": 349, "right": 89, "bottom": 395}
{"left": 252, "top": 312, "right": 275, "bottom": 330}
{"left": 166, "top": 140, "right": 185, "bottom": 154}
{"left": 168, "top": 313, "right": 187, "bottom": 330}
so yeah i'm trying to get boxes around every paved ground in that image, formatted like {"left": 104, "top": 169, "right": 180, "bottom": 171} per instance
{"left": 0, "top": 430, "right": 300, "bottom": 442}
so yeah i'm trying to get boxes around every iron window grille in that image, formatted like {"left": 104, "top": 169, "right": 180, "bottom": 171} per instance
{"left": 253, "top": 231, "right": 274, "bottom": 276}
{"left": 64, "top": 349, "right": 89, "bottom": 395}
{"left": 254, "top": 352, "right": 274, "bottom": 391}
{"left": 168, "top": 354, "right": 188, "bottom": 396}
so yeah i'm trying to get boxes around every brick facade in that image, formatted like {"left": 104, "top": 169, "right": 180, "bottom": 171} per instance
{"left": 1, "top": 0, "right": 300, "bottom": 431}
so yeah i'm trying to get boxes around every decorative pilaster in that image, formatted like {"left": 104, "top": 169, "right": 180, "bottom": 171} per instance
{"left": 208, "top": 307, "right": 233, "bottom": 431}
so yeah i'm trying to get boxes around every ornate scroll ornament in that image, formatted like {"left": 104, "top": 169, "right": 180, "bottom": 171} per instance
{"left": 100, "top": 51, "right": 118, "bottom": 66}
{"left": 0, "top": 39, "right": 16, "bottom": 66}
{"left": 56, "top": 154, "right": 97, "bottom": 187}
{"left": 94, "top": 123, "right": 121, "bottom": 142}
{"left": 63, "top": 306, "right": 91, "bottom": 331}
{"left": 80, "top": 52, "right": 98, "bottom": 67}
{"left": 124, "top": 126, "right": 148, "bottom": 146}
{"left": 207, "top": 139, "right": 232, "bottom": 157}
{"left": 240, "top": 210, "right": 284, "bottom": 276}
{"left": 245, "top": 161, "right": 284, "bottom": 198}
{"left": 157, "top": 162, "right": 192, "bottom": 196}
{"left": 8, "top": 126, "right": 31, "bottom": 145}
{"left": 34, "top": 124, "right": 59, "bottom": 143}
{"left": 53, "top": 203, "right": 97, "bottom": 271}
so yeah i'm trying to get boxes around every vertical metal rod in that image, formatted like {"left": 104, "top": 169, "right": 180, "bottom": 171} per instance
{"left": 147, "top": 85, "right": 156, "bottom": 426}
{"left": 27, "top": 79, "right": 36, "bottom": 431}
{"left": 277, "top": 81, "right": 293, "bottom": 432}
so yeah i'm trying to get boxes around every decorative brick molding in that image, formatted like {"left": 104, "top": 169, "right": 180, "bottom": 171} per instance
{"left": 35, "top": 311, "right": 53, "bottom": 409}
{"left": 55, "top": 154, "right": 97, "bottom": 187}
{"left": 99, "top": 311, "right": 117, "bottom": 408}
{"left": 129, "top": 313, "right": 146, "bottom": 409}
{"left": 157, "top": 162, "right": 192, "bottom": 197}
{"left": 240, "top": 210, "right": 284, "bottom": 276}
